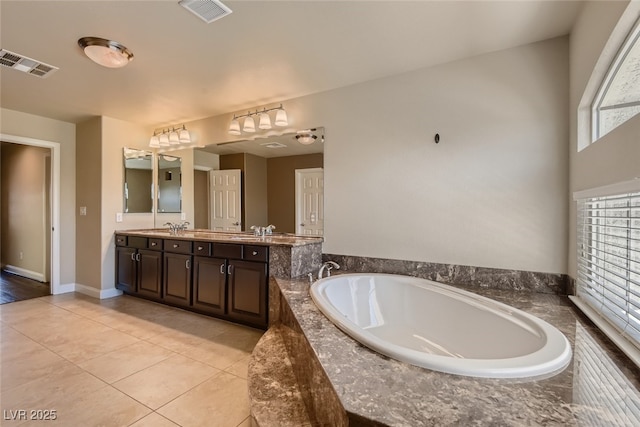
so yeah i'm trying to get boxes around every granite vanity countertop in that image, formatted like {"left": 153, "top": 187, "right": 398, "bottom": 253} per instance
{"left": 276, "top": 277, "right": 640, "bottom": 426}
{"left": 116, "top": 228, "right": 323, "bottom": 248}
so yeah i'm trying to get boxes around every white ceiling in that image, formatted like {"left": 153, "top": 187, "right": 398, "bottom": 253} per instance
{"left": 0, "top": 1, "right": 583, "bottom": 128}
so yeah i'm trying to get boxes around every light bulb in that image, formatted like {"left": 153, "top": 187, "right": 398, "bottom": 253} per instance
{"left": 275, "top": 108, "right": 288, "bottom": 126}
{"left": 243, "top": 116, "right": 256, "bottom": 133}
{"left": 228, "top": 118, "right": 241, "bottom": 135}
{"left": 258, "top": 112, "right": 272, "bottom": 130}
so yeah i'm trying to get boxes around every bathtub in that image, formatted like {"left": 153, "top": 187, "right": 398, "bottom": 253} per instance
{"left": 310, "top": 273, "right": 572, "bottom": 379}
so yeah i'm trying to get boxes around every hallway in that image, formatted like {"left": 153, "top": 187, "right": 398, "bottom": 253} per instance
{"left": 0, "top": 270, "right": 50, "bottom": 304}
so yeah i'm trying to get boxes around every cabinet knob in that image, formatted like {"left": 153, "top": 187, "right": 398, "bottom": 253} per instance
{"left": 252, "top": 251, "right": 258, "bottom": 256}
{"left": 198, "top": 246, "right": 203, "bottom": 251}
{"left": 173, "top": 244, "right": 179, "bottom": 248}
{"left": 151, "top": 242, "right": 157, "bottom": 246}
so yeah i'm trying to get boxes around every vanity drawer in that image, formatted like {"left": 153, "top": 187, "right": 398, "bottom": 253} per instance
{"left": 194, "top": 241, "right": 211, "bottom": 256}
{"left": 148, "top": 238, "right": 162, "bottom": 250}
{"left": 128, "top": 236, "right": 148, "bottom": 249}
{"left": 115, "top": 235, "right": 127, "bottom": 246}
{"left": 164, "top": 239, "right": 193, "bottom": 254}
{"left": 244, "top": 245, "right": 268, "bottom": 262}
{"left": 213, "top": 243, "right": 242, "bottom": 260}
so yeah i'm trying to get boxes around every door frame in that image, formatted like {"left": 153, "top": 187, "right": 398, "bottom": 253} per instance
{"left": 1, "top": 133, "right": 61, "bottom": 295}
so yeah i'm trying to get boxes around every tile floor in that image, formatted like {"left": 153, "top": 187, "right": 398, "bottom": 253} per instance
{"left": 0, "top": 293, "right": 264, "bottom": 426}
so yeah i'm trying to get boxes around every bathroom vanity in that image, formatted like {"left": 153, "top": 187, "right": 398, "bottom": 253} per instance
{"left": 114, "top": 229, "right": 322, "bottom": 329}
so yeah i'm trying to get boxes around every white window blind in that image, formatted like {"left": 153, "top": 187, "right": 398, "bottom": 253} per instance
{"left": 576, "top": 191, "right": 640, "bottom": 349}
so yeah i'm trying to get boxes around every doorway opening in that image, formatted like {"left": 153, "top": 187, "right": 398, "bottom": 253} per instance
{"left": 0, "top": 133, "right": 61, "bottom": 298}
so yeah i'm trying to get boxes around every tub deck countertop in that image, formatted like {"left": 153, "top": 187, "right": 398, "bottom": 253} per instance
{"left": 115, "top": 228, "right": 323, "bottom": 247}
{"left": 275, "top": 276, "right": 640, "bottom": 426}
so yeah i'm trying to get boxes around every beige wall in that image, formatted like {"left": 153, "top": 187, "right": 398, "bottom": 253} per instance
{"left": 244, "top": 153, "right": 268, "bottom": 230}
{"left": 568, "top": 0, "right": 640, "bottom": 278}
{"left": 1, "top": 143, "right": 50, "bottom": 279}
{"left": 76, "top": 118, "right": 102, "bottom": 290}
{"left": 183, "top": 37, "right": 570, "bottom": 274}
{"left": 0, "top": 108, "right": 76, "bottom": 286}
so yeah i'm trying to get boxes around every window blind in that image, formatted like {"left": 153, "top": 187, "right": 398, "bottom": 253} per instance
{"left": 576, "top": 191, "right": 640, "bottom": 349}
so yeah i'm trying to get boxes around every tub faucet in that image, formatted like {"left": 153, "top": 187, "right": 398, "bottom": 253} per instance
{"left": 318, "top": 261, "right": 340, "bottom": 280}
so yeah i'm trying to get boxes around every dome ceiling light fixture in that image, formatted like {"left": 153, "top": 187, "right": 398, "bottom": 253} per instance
{"left": 78, "top": 37, "right": 133, "bottom": 68}
{"left": 295, "top": 129, "right": 322, "bottom": 145}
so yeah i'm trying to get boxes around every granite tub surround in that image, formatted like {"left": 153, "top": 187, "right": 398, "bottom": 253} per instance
{"left": 324, "top": 254, "right": 568, "bottom": 294}
{"left": 247, "top": 326, "right": 313, "bottom": 426}
{"left": 275, "top": 276, "right": 640, "bottom": 426}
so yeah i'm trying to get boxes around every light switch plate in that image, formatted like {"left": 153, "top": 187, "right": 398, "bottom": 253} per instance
{"left": 181, "top": 212, "right": 186, "bottom": 220}
{"left": 116, "top": 212, "right": 123, "bottom": 223}
{"left": 80, "top": 206, "right": 87, "bottom": 216}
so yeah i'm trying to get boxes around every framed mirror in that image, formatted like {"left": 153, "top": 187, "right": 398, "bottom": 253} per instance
{"left": 123, "top": 147, "right": 153, "bottom": 213}
{"left": 157, "top": 154, "right": 182, "bottom": 213}
{"left": 193, "top": 127, "right": 324, "bottom": 235}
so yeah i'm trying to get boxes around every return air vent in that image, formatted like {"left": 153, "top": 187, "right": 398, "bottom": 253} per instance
{"left": 0, "top": 49, "right": 58, "bottom": 78}
{"left": 179, "top": 0, "right": 232, "bottom": 24}
{"left": 260, "top": 142, "right": 287, "bottom": 149}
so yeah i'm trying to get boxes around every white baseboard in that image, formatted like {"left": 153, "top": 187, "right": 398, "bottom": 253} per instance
{"left": 3, "top": 265, "right": 46, "bottom": 282}
{"left": 53, "top": 283, "right": 75, "bottom": 295}
{"left": 74, "top": 283, "right": 123, "bottom": 300}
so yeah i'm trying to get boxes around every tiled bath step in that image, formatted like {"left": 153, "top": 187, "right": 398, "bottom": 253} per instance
{"left": 248, "top": 325, "right": 312, "bottom": 426}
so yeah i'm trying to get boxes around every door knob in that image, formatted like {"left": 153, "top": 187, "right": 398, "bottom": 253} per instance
{"left": 232, "top": 221, "right": 240, "bottom": 226}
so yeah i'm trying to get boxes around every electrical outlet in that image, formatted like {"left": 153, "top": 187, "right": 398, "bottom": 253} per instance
{"left": 19, "top": 251, "right": 23, "bottom": 260}
{"left": 116, "top": 212, "right": 123, "bottom": 223}
{"left": 80, "top": 206, "right": 87, "bottom": 216}
{"left": 181, "top": 212, "right": 186, "bottom": 220}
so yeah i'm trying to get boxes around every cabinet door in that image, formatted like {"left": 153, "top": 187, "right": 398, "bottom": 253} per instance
{"left": 163, "top": 253, "right": 192, "bottom": 307}
{"left": 192, "top": 256, "right": 226, "bottom": 315}
{"left": 137, "top": 249, "right": 162, "bottom": 300}
{"left": 227, "top": 260, "right": 267, "bottom": 328}
{"left": 116, "top": 246, "right": 137, "bottom": 293}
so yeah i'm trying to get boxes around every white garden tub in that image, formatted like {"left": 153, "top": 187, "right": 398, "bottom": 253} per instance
{"left": 310, "top": 273, "right": 572, "bottom": 379}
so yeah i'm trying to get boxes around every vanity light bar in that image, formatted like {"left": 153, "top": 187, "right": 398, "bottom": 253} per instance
{"left": 228, "top": 104, "right": 288, "bottom": 136}
{"left": 150, "top": 124, "right": 191, "bottom": 148}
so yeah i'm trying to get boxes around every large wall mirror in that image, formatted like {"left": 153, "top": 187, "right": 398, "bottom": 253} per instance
{"left": 193, "top": 127, "right": 324, "bottom": 236}
{"left": 157, "top": 154, "right": 182, "bottom": 213}
{"left": 123, "top": 147, "right": 153, "bottom": 213}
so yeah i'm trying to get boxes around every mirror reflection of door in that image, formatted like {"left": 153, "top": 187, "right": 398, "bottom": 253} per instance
{"left": 295, "top": 168, "right": 324, "bottom": 236}
{"left": 210, "top": 169, "right": 242, "bottom": 231}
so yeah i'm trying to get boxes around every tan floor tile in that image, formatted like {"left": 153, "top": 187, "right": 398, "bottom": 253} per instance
{"left": 224, "top": 355, "right": 251, "bottom": 379}
{"left": 128, "top": 412, "right": 180, "bottom": 427}
{"left": 158, "top": 371, "right": 250, "bottom": 427}
{"left": 113, "top": 354, "right": 219, "bottom": 409}
{"left": 39, "top": 323, "right": 140, "bottom": 364}
{"left": 44, "top": 293, "right": 119, "bottom": 319}
{"left": 27, "top": 385, "right": 151, "bottom": 427}
{"left": 0, "top": 299, "right": 78, "bottom": 326}
{"left": 1, "top": 343, "right": 68, "bottom": 392}
{"left": 78, "top": 340, "right": 175, "bottom": 384}
{"left": 0, "top": 362, "right": 106, "bottom": 411}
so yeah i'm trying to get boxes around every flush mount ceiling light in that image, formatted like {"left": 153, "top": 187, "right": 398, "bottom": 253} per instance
{"left": 295, "top": 129, "right": 320, "bottom": 145}
{"left": 149, "top": 125, "right": 191, "bottom": 148}
{"left": 78, "top": 37, "right": 133, "bottom": 68}
{"left": 228, "top": 104, "right": 288, "bottom": 136}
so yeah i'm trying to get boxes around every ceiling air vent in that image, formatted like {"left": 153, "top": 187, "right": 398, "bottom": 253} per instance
{"left": 179, "top": 0, "right": 232, "bottom": 24}
{"left": 260, "top": 142, "right": 287, "bottom": 149}
{"left": 0, "top": 49, "right": 58, "bottom": 78}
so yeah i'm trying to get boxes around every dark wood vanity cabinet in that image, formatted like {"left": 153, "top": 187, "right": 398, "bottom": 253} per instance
{"left": 193, "top": 243, "right": 269, "bottom": 328}
{"left": 115, "top": 236, "right": 162, "bottom": 299}
{"left": 192, "top": 256, "right": 227, "bottom": 316}
{"left": 163, "top": 239, "right": 193, "bottom": 308}
{"left": 226, "top": 259, "right": 268, "bottom": 327}
{"left": 116, "top": 234, "right": 269, "bottom": 329}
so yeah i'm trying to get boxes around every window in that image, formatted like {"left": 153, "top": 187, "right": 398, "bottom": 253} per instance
{"left": 592, "top": 17, "right": 640, "bottom": 141}
{"left": 576, "top": 190, "right": 640, "bottom": 353}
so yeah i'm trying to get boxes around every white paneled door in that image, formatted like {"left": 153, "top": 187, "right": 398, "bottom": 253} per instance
{"left": 210, "top": 169, "right": 242, "bottom": 231}
{"left": 295, "top": 168, "right": 324, "bottom": 236}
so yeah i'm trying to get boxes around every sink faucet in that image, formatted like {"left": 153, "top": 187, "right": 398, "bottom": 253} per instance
{"left": 165, "top": 221, "right": 189, "bottom": 235}
{"left": 318, "top": 261, "right": 340, "bottom": 280}
{"left": 250, "top": 224, "right": 276, "bottom": 237}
